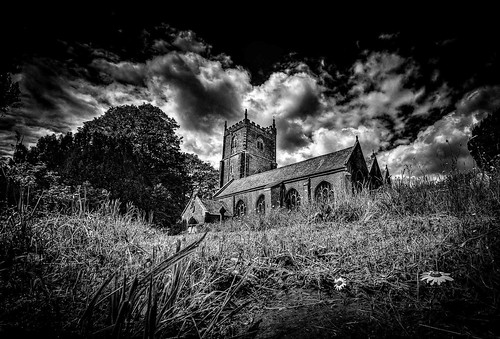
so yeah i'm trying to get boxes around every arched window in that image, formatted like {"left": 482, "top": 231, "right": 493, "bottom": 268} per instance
{"left": 231, "top": 135, "right": 238, "bottom": 152}
{"left": 315, "top": 181, "right": 333, "bottom": 204}
{"left": 257, "top": 137, "right": 264, "bottom": 151}
{"left": 256, "top": 195, "right": 265, "bottom": 215}
{"left": 235, "top": 200, "right": 246, "bottom": 217}
{"left": 286, "top": 188, "right": 301, "bottom": 210}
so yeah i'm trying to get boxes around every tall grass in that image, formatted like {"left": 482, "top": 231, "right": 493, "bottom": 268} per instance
{"left": 1, "top": 166, "right": 499, "bottom": 337}
{"left": 0, "top": 197, "right": 252, "bottom": 338}
{"left": 192, "top": 167, "right": 500, "bottom": 336}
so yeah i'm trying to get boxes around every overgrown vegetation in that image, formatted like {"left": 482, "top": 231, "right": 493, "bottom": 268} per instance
{"left": 1, "top": 161, "right": 499, "bottom": 337}
{"left": 2, "top": 104, "right": 219, "bottom": 230}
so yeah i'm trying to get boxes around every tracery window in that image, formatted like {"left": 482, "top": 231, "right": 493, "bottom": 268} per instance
{"left": 257, "top": 137, "right": 264, "bottom": 151}
{"left": 256, "top": 195, "right": 265, "bottom": 215}
{"left": 286, "top": 188, "right": 301, "bottom": 210}
{"left": 231, "top": 135, "right": 238, "bottom": 152}
{"left": 235, "top": 199, "right": 247, "bottom": 217}
{"left": 315, "top": 181, "right": 333, "bottom": 204}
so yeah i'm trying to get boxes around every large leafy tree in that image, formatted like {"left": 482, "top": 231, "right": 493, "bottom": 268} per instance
{"left": 183, "top": 153, "right": 219, "bottom": 199}
{"left": 468, "top": 108, "right": 500, "bottom": 172}
{"left": 64, "top": 104, "right": 187, "bottom": 227}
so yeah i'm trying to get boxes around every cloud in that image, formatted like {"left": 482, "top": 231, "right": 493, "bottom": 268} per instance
{"left": 243, "top": 72, "right": 326, "bottom": 153}
{"left": 379, "top": 86, "right": 500, "bottom": 176}
{"left": 2, "top": 26, "right": 496, "bottom": 179}
{"left": 1, "top": 60, "right": 103, "bottom": 153}
{"left": 379, "top": 110, "right": 477, "bottom": 176}
{"left": 235, "top": 51, "right": 460, "bottom": 172}
{"left": 146, "top": 52, "right": 249, "bottom": 131}
{"left": 92, "top": 60, "right": 146, "bottom": 86}
{"left": 172, "top": 30, "right": 209, "bottom": 54}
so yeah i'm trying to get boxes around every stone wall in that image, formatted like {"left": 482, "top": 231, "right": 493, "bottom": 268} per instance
{"left": 216, "top": 169, "right": 351, "bottom": 216}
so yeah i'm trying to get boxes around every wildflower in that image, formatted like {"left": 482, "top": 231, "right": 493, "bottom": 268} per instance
{"left": 334, "top": 277, "right": 346, "bottom": 291}
{"left": 420, "top": 271, "right": 454, "bottom": 285}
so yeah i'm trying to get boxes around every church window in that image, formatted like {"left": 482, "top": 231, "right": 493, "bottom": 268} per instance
{"left": 315, "top": 181, "right": 333, "bottom": 204}
{"left": 286, "top": 188, "right": 301, "bottom": 210}
{"left": 235, "top": 199, "right": 247, "bottom": 217}
{"left": 257, "top": 137, "right": 264, "bottom": 151}
{"left": 256, "top": 195, "right": 265, "bottom": 214}
{"left": 231, "top": 135, "right": 238, "bottom": 152}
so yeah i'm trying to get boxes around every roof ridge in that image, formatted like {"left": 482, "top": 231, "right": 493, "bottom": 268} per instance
{"left": 274, "top": 145, "right": 355, "bottom": 171}
{"left": 214, "top": 178, "right": 234, "bottom": 197}
{"left": 216, "top": 145, "right": 356, "bottom": 198}
{"left": 229, "top": 145, "right": 355, "bottom": 184}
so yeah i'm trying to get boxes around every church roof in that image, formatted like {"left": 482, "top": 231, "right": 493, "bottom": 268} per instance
{"left": 214, "top": 146, "right": 355, "bottom": 198}
{"left": 200, "top": 198, "right": 233, "bottom": 216}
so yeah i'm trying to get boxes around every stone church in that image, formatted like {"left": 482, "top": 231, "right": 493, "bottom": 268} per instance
{"left": 181, "top": 110, "right": 390, "bottom": 224}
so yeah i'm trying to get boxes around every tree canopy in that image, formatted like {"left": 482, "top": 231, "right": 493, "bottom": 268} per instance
{"left": 63, "top": 104, "right": 187, "bottom": 226}
{"left": 3, "top": 103, "right": 220, "bottom": 229}
{"left": 183, "top": 152, "right": 219, "bottom": 199}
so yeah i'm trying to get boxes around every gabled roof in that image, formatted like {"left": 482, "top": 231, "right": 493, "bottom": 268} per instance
{"left": 366, "top": 156, "right": 380, "bottom": 173}
{"left": 181, "top": 194, "right": 233, "bottom": 217}
{"left": 200, "top": 198, "right": 233, "bottom": 216}
{"left": 214, "top": 145, "right": 355, "bottom": 198}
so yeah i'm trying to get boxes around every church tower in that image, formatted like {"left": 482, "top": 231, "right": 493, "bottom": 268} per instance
{"left": 219, "top": 109, "right": 277, "bottom": 188}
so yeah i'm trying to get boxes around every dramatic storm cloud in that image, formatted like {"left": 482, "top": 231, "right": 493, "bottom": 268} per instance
{"left": 2, "top": 17, "right": 500, "bottom": 177}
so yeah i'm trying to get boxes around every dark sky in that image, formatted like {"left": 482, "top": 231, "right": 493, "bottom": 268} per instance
{"left": 2, "top": 4, "right": 500, "bottom": 176}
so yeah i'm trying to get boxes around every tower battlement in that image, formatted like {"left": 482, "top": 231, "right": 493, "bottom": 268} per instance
{"left": 225, "top": 110, "right": 276, "bottom": 136}
{"left": 219, "top": 109, "right": 277, "bottom": 188}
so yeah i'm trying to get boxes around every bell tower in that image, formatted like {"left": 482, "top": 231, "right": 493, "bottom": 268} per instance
{"left": 219, "top": 109, "right": 277, "bottom": 188}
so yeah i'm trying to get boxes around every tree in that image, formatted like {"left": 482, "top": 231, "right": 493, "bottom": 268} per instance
{"left": 25, "top": 132, "right": 74, "bottom": 171}
{"left": 183, "top": 153, "right": 219, "bottom": 199}
{"left": 468, "top": 108, "right": 500, "bottom": 172}
{"left": 64, "top": 104, "right": 187, "bottom": 227}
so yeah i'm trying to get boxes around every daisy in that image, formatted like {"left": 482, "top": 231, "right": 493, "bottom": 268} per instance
{"left": 334, "top": 277, "right": 346, "bottom": 290}
{"left": 420, "top": 271, "right": 454, "bottom": 285}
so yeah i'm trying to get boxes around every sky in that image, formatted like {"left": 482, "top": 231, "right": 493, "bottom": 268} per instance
{"left": 2, "top": 4, "right": 500, "bottom": 177}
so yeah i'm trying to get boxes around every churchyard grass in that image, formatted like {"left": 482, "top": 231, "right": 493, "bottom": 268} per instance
{"left": 0, "top": 166, "right": 499, "bottom": 337}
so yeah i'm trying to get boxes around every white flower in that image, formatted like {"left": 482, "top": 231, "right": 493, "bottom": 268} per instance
{"left": 334, "top": 277, "right": 346, "bottom": 290}
{"left": 420, "top": 271, "right": 454, "bottom": 285}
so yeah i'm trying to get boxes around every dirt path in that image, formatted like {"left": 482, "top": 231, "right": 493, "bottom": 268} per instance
{"left": 234, "top": 287, "right": 498, "bottom": 338}
{"left": 236, "top": 288, "right": 382, "bottom": 339}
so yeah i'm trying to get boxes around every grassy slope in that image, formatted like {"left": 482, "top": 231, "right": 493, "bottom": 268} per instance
{"left": 1, "top": 169, "right": 499, "bottom": 338}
